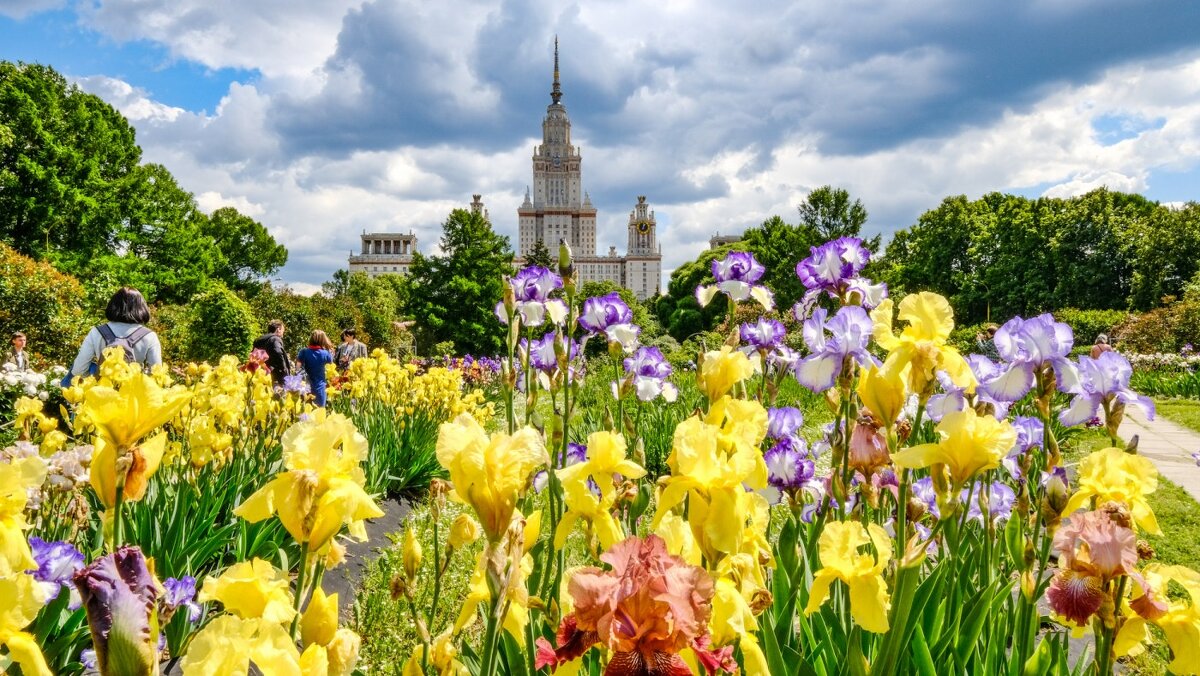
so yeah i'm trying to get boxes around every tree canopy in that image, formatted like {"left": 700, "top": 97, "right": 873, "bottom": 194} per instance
{"left": 406, "top": 207, "right": 513, "bottom": 355}
{"left": 877, "top": 189, "right": 1197, "bottom": 323}
{"left": 0, "top": 61, "right": 287, "bottom": 305}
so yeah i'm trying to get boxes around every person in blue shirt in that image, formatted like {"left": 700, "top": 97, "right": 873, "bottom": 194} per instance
{"left": 297, "top": 330, "right": 335, "bottom": 406}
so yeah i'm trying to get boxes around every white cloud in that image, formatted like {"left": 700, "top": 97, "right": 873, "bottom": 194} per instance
{"left": 58, "top": 1, "right": 1200, "bottom": 289}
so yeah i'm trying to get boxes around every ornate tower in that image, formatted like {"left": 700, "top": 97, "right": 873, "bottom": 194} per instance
{"left": 626, "top": 196, "right": 657, "bottom": 255}
{"left": 518, "top": 38, "right": 596, "bottom": 256}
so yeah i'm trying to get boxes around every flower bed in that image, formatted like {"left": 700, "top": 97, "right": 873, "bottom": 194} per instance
{"left": 3, "top": 238, "right": 1198, "bottom": 675}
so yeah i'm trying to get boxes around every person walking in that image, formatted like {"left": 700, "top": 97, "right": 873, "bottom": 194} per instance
{"left": 5, "top": 332, "right": 29, "bottom": 371}
{"left": 335, "top": 328, "right": 368, "bottom": 371}
{"left": 69, "top": 287, "right": 162, "bottom": 380}
{"left": 253, "top": 320, "right": 292, "bottom": 387}
{"left": 1091, "top": 334, "right": 1114, "bottom": 359}
{"left": 297, "top": 330, "right": 335, "bottom": 407}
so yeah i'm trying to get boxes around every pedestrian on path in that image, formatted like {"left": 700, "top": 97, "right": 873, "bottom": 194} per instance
{"left": 1090, "top": 334, "right": 1114, "bottom": 359}
{"left": 253, "top": 320, "right": 292, "bottom": 387}
{"left": 68, "top": 287, "right": 162, "bottom": 381}
{"left": 335, "top": 328, "right": 368, "bottom": 371}
{"left": 5, "top": 332, "right": 29, "bottom": 371}
{"left": 297, "top": 330, "right": 335, "bottom": 407}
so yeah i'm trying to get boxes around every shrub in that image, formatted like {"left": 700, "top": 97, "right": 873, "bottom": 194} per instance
{"left": 0, "top": 243, "right": 90, "bottom": 366}
{"left": 1053, "top": 308, "right": 1132, "bottom": 346}
{"left": 184, "top": 284, "right": 258, "bottom": 363}
{"left": 1111, "top": 301, "right": 1200, "bottom": 354}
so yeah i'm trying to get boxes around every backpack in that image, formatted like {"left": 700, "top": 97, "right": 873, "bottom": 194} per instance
{"left": 96, "top": 324, "right": 151, "bottom": 366}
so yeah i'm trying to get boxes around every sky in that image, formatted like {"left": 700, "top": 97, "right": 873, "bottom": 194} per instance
{"left": 2, "top": 0, "right": 1200, "bottom": 295}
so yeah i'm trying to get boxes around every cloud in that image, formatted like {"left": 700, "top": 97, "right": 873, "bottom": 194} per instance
{"left": 0, "top": 0, "right": 65, "bottom": 19}
{"left": 36, "top": 0, "right": 1200, "bottom": 291}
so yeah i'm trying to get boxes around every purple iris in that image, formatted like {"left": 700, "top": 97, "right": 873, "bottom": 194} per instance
{"left": 964, "top": 357, "right": 1014, "bottom": 418}
{"left": 796, "top": 237, "right": 870, "bottom": 294}
{"left": 925, "top": 371, "right": 967, "bottom": 423}
{"left": 767, "top": 346, "right": 801, "bottom": 373}
{"left": 497, "top": 266, "right": 566, "bottom": 327}
{"left": 162, "top": 576, "right": 201, "bottom": 623}
{"left": 763, "top": 436, "right": 815, "bottom": 489}
{"left": 578, "top": 292, "right": 640, "bottom": 351}
{"left": 1059, "top": 351, "right": 1155, "bottom": 427}
{"left": 795, "top": 306, "right": 878, "bottom": 392}
{"left": 695, "top": 251, "right": 774, "bottom": 311}
{"left": 911, "top": 476, "right": 940, "bottom": 519}
{"left": 282, "top": 373, "right": 309, "bottom": 395}
{"left": 623, "top": 347, "right": 677, "bottom": 402}
{"left": 767, "top": 407, "right": 804, "bottom": 440}
{"left": 739, "top": 318, "right": 786, "bottom": 351}
{"left": 29, "top": 537, "right": 85, "bottom": 607}
{"left": 963, "top": 481, "right": 1017, "bottom": 524}
{"left": 72, "top": 546, "right": 161, "bottom": 675}
{"left": 523, "top": 331, "right": 558, "bottom": 373}
{"left": 1001, "top": 416, "right": 1046, "bottom": 477}
{"left": 978, "top": 314, "right": 1079, "bottom": 402}
{"left": 793, "top": 237, "right": 887, "bottom": 315}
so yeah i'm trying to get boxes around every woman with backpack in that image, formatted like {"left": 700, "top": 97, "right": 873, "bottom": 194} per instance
{"left": 68, "top": 287, "right": 162, "bottom": 382}
{"left": 296, "top": 330, "right": 335, "bottom": 407}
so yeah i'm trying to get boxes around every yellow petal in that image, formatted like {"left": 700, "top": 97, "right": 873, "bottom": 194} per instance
{"left": 848, "top": 575, "right": 891, "bottom": 633}
{"left": 301, "top": 587, "right": 338, "bottom": 648}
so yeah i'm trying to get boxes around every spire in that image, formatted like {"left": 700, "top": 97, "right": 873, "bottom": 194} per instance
{"left": 551, "top": 36, "right": 562, "bottom": 105}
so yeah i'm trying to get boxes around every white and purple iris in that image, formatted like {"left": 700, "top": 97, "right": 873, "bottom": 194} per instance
{"left": 739, "top": 318, "right": 787, "bottom": 352}
{"left": 578, "top": 292, "right": 641, "bottom": 352}
{"left": 695, "top": 251, "right": 774, "bottom": 311}
{"left": 1001, "top": 416, "right": 1046, "bottom": 477}
{"left": 1059, "top": 351, "right": 1155, "bottom": 427}
{"left": 29, "top": 536, "right": 85, "bottom": 608}
{"left": 162, "top": 576, "right": 202, "bottom": 623}
{"left": 963, "top": 481, "right": 1017, "bottom": 525}
{"left": 763, "top": 436, "right": 815, "bottom": 490}
{"left": 974, "top": 314, "right": 1079, "bottom": 402}
{"left": 793, "top": 237, "right": 887, "bottom": 316}
{"left": 795, "top": 306, "right": 879, "bottom": 392}
{"left": 767, "top": 407, "right": 804, "bottom": 441}
{"left": 496, "top": 266, "right": 567, "bottom": 327}
{"left": 622, "top": 346, "right": 678, "bottom": 402}
{"left": 282, "top": 373, "right": 309, "bottom": 395}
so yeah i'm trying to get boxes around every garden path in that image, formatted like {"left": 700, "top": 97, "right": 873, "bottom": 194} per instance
{"left": 323, "top": 497, "right": 411, "bottom": 620}
{"left": 1117, "top": 408, "right": 1200, "bottom": 503}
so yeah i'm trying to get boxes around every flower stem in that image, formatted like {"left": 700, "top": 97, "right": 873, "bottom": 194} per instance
{"left": 290, "top": 547, "right": 310, "bottom": 641}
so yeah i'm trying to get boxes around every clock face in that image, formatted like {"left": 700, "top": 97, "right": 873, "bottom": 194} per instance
{"left": 637, "top": 221, "right": 650, "bottom": 233}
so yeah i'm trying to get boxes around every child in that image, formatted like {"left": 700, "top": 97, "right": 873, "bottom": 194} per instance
{"left": 297, "top": 330, "right": 335, "bottom": 406}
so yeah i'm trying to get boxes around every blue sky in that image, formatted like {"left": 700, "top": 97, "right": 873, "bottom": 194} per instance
{"left": 3, "top": 0, "right": 1200, "bottom": 291}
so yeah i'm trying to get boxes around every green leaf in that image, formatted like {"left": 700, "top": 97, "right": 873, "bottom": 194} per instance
{"left": 911, "top": 624, "right": 937, "bottom": 676}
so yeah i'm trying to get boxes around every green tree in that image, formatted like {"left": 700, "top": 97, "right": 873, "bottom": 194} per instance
{"left": 202, "top": 207, "right": 288, "bottom": 292}
{"left": 184, "top": 283, "right": 258, "bottom": 363}
{"left": 406, "top": 208, "right": 513, "bottom": 355}
{"left": 524, "top": 238, "right": 554, "bottom": 269}
{"left": 798, "top": 185, "right": 869, "bottom": 241}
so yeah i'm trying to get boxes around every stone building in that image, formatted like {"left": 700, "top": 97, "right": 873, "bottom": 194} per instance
{"left": 515, "top": 40, "right": 663, "bottom": 300}
{"left": 344, "top": 41, "right": 664, "bottom": 300}
{"left": 347, "top": 231, "right": 417, "bottom": 277}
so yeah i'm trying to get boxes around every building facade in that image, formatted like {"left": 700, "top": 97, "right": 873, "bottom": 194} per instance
{"left": 347, "top": 231, "right": 417, "bottom": 277}
{"left": 516, "top": 41, "right": 662, "bottom": 300}
{"left": 345, "top": 42, "right": 664, "bottom": 300}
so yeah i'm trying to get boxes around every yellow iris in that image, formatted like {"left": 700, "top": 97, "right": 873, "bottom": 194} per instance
{"left": 299, "top": 587, "right": 361, "bottom": 676}
{"left": 178, "top": 615, "right": 298, "bottom": 675}
{"left": 1141, "top": 564, "right": 1200, "bottom": 675}
{"left": 235, "top": 414, "right": 384, "bottom": 554}
{"left": 0, "top": 455, "right": 46, "bottom": 572}
{"left": 1063, "top": 447, "right": 1160, "bottom": 535}
{"left": 857, "top": 363, "right": 907, "bottom": 427}
{"left": 892, "top": 408, "right": 1016, "bottom": 490}
{"left": 80, "top": 371, "right": 192, "bottom": 450}
{"left": 698, "top": 346, "right": 756, "bottom": 402}
{"left": 455, "top": 511, "right": 540, "bottom": 639}
{"left": 557, "top": 431, "right": 645, "bottom": 502}
{"left": 0, "top": 571, "right": 52, "bottom": 676}
{"left": 652, "top": 396, "right": 769, "bottom": 565}
{"left": 871, "top": 292, "right": 975, "bottom": 396}
{"left": 197, "top": 558, "right": 296, "bottom": 623}
{"left": 435, "top": 413, "right": 547, "bottom": 542}
{"left": 804, "top": 521, "right": 893, "bottom": 633}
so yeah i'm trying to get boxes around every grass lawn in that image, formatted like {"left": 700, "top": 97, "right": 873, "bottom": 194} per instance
{"left": 1154, "top": 397, "right": 1200, "bottom": 434}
